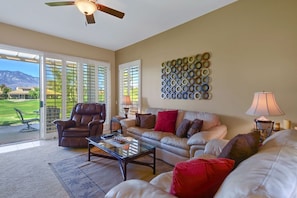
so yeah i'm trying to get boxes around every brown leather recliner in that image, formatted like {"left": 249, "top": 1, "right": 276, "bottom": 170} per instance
{"left": 54, "top": 103, "right": 106, "bottom": 148}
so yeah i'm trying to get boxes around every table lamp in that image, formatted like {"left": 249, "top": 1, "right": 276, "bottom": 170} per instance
{"left": 122, "top": 95, "right": 132, "bottom": 118}
{"left": 246, "top": 91, "right": 284, "bottom": 140}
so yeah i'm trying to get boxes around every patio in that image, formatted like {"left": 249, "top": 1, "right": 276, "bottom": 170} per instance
{"left": 0, "top": 124, "right": 40, "bottom": 146}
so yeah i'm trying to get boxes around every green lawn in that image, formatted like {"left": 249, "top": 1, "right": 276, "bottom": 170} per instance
{"left": 0, "top": 99, "right": 40, "bottom": 126}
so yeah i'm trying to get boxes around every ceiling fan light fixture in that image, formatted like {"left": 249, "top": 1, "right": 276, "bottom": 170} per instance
{"left": 75, "top": 0, "right": 97, "bottom": 15}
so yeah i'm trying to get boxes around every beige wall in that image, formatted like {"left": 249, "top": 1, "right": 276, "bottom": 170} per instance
{"left": 115, "top": 0, "right": 297, "bottom": 138}
{"left": 0, "top": 22, "right": 117, "bottom": 117}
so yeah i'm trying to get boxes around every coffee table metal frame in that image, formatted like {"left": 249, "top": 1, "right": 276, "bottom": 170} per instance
{"left": 86, "top": 136, "right": 156, "bottom": 181}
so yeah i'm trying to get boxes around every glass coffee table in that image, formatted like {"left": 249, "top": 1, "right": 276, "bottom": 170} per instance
{"left": 86, "top": 134, "right": 156, "bottom": 181}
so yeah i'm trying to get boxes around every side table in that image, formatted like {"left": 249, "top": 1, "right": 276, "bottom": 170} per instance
{"left": 110, "top": 116, "right": 126, "bottom": 133}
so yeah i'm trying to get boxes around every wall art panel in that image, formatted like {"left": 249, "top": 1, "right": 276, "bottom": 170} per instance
{"left": 161, "top": 52, "right": 212, "bottom": 100}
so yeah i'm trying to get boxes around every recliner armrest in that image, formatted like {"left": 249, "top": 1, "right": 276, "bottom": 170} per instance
{"left": 53, "top": 120, "right": 75, "bottom": 129}
{"left": 187, "top": 125, "right": 227, "bottom": 146}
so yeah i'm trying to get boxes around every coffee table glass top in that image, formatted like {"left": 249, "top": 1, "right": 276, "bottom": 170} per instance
{"left": 86, "top": 135, "right": 154, "bottom": 159}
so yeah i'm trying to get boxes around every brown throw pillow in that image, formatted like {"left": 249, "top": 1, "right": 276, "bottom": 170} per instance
{"left": 139, "top": 114, "right": 156, "bottom": 129}
{"left": 135, "top": 113, "right": 151, "bottom": 126}
{"left": 187, "top": 119, "right": 203, "bottom": 138}
{"left": 218, "top": 131, "right": 260, "bottom": 168}
{"left": 176, "top": 119, "right": 191, "bottom": 138}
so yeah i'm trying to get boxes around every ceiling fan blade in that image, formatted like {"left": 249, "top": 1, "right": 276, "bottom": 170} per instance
{"left": 86, "top": 14, "right": 96, "bottom": 24}
{"left": 96, "top": 4, "right": 125, "bottom": 19}
{"left": 45, "top": 1, "right": 75, "bottom": 6}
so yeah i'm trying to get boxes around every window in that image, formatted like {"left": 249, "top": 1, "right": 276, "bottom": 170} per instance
{"left": 119, "top": 60, "right": 141, "bottom": 116}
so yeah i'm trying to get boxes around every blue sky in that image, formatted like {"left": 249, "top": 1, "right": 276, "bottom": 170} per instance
{"left": 0, "top": 59, "right": 39, "bottom": 77}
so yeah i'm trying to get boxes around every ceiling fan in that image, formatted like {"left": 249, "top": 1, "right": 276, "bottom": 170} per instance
{"left": 45, "top": 0, "right": 125, "bottom": 24}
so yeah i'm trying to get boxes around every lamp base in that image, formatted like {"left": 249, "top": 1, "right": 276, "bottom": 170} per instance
{"left": 255, "top": 119, "right": 274, "bottom": 143}
{"left": 255, "top": 116, "right": 270, "bottom": 121}
{"left": 123, "top": 107, "right": 129, "bottom": 118}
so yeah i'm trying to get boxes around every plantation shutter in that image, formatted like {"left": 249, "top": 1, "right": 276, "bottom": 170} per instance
{"left": 45, "top": 58, "right": 63, "bottom": 132}
{"left": 83, "top": 64, "right": 96, "bottom": 102}
{"left": 98, "top": 66, "right": 107, "bottom": 103}
{"left": 66, "top": 61, "right": 78, "bottom": 117}
{"left": 119, "top": 60, "right": 141, "bottom": 117}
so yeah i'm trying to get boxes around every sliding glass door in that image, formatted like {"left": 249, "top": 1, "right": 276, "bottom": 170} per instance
{"left": 0, "top": 45, "right": 41, "bottom": 144}
{"left": 41, "top": 54, "right": 111, "bottom": 139}
{"left": 0, "top": 44, "right": 111, "bottom": 143}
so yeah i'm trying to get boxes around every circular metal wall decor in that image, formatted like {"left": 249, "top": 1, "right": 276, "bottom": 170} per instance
{"left": 160, "top": 52, "right": 212, "bottom": 100}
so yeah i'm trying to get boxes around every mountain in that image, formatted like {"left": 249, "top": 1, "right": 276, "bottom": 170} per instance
{"left": 0, "top": 70, "right": 39, "bottom": 90}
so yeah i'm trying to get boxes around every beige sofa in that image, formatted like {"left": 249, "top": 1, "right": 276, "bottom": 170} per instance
{"left": 106, "top": 130, "right": 297, "bottom": 198}
{"left": 120, "top": 107, "right": 227, "bottom": 165}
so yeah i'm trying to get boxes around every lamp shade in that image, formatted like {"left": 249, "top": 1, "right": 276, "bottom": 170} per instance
{"left": 122, "top": 95, "right": 132, "bottom": 105}
{"left": 246, "top": 92, "right": 284, "bottom": 116}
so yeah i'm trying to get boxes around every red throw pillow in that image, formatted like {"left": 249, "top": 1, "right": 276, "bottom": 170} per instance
{"left": 154, "top": 110, "right": 178, "bottom": 133}
{"left": 170, "top": 158, "right": 235, "bottom": 198}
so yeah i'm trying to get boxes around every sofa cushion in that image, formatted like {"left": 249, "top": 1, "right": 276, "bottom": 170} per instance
{"left": 170, "top": 158, "right": 235, "bottom": 198}
{"left": 187, "top": 118, "right": 203, "bottom": 138}
{"left": 154, "top": 110, "right": 178, "bottom": 133}
{"left": 218, "top": 131, "right": 260, "bottom": 168}
{"left": 143, "top": 131, "right": 174, "bottom": 141}
{"left": 139, "top": 114, "right": 156, "bottom": 129}
{"left": 176, "top": 119, "right": 191, "bottom": 138}
{"left": 161, "top": 136, "right": 189, "bottom": 150}
{"left": 127, "top": 127, "right": 154, "bottom": 137}
{"left": 183, "top": 111, "right": 220, "bottom": 131}
{"left": 136, "top": 113, "right": 152, "bottom": 126}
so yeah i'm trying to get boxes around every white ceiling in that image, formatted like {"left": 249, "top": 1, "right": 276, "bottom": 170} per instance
{"left": 0, "top": 0, "right": 237, "bottom": 51}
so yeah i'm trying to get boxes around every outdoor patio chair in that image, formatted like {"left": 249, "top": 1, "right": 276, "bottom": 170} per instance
{"left": 14, "top": 108, "right": 39, "bottom": 132}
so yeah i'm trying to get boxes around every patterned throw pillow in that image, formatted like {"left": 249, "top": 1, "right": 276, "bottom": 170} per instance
{"left": 218, "top": 131, "right": 260, "bottom": 168}
{"left": 139, "top": 114, "right": 156, "bottom": 129}
{"left": 176, "top": 119, "right": 191, "bottom": 138}
{"left": 187, "top": 118, "right": 203, "bottom": 138}
{"left": 135, "top": 113, "right": 151, "bottom": 126}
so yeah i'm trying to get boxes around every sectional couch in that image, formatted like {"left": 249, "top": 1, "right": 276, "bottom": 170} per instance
{"left": 120, "top": 107, "right": 227, "bottom": 165}
{"left": 106, "top": 129, "right": 297, "bottom": 198}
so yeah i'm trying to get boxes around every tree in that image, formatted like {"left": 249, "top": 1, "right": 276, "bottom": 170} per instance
{"left": 29, "top": 88, "right": 40, "bottom": 99}
{"left": 0, "top": 84, "right": 11, "bottom": 99}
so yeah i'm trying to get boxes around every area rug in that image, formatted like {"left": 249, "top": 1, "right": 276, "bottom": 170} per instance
{"left": 49, "top": 153, "right": 173, "bottom": 198}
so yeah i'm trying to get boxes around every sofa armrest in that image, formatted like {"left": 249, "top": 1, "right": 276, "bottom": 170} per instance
{"left": 120, "top": 119, "right": 136, "bottom": 134}
{"left": 120, "top": 118, "right": 136, "bottom": 128}
{"left": 204, "top": 139, "right": 229, "bottom": 156}
{"left": 150, "top": 171, "right": 173, "bottom": 193}
{"left": 105, "top": 179, "right": 177, "bottom": 198}
{"left": 187, "top": 125, "right": 227, "bottom": 146}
